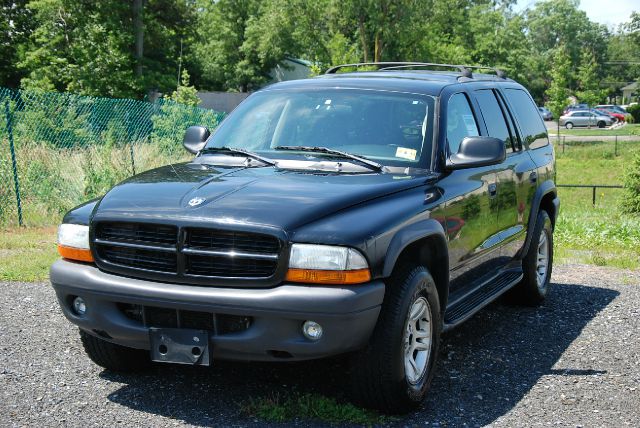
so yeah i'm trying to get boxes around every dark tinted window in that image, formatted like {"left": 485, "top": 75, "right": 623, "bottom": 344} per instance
{"left": 446, "top": 93, "right": 479, "bottom": 154}
{"left": 504, "top": 89, "right": 549, "bottom": 149}
{"left": 474, "top": 89, "right": 514, "bottom": 154}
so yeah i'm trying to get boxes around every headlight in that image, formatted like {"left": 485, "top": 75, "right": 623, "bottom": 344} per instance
{"left": 286, "top": 244, "right": 371, "bottom": 285}
{"left": 57, "top": 224, "right": 94, "bottom": 262}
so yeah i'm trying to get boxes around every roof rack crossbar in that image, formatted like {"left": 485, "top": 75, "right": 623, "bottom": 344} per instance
{"left": 324, "top": 62, "right": 506, "bottom": 79}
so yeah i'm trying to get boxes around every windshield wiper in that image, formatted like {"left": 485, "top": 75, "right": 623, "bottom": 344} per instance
{"left": 200, "top": 146, "right": 277, "bottom": 166}
{"left": 273, "top": 146, "right": 384, "bottom": 172}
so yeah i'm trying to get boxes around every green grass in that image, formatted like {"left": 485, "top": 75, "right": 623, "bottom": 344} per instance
{"left": 0, "top": 227, "right": 58, "bottom": 281}
{"left": 241, "top": 392, "right": 390, "bottom": 425}
{"left": 554, "top": 139, "right": 640, "bottom": 268}
{"left": 555, "top": 123, "right": 640, "bottom": 137}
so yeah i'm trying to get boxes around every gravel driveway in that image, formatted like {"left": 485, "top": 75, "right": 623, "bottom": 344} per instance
{"left": 1, "top": 264, "right": 638, "bottom": 427}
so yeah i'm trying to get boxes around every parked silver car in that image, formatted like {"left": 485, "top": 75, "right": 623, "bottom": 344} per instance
{"left": 538, "top": 106, "right": 553, "bottom": 120}
{"left": 559, "top": 110, "right": 614, "bottom": 129}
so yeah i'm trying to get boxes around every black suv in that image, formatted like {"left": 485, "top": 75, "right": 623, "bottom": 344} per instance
{"left": 51, "top": 62, "right": 559, "bottom": 413}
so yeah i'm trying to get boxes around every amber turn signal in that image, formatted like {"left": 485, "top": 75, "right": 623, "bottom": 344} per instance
{"left": 57, "top": 244, "right": 94, "bottom": 263}
{"left": 285, "top": 268, "right": 371, "bottom": 285}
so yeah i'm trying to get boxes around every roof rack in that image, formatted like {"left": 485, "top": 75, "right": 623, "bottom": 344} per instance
{"left": 324, "top": 62, "right": 507, "bottom": 79}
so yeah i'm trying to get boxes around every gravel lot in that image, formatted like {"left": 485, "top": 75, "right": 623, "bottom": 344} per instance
{"left": 1, "top": 264, "right": 639, "bottom": 427}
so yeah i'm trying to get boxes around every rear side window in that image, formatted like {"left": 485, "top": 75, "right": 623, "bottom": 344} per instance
{"left": 474, "top": 89, "right": 514, "bottom": 154}
{"left": 504, "top": 89, "right": 548, "bottom": 149}
{"left": 446, "top": 93, "right": 479, "bottom": 154}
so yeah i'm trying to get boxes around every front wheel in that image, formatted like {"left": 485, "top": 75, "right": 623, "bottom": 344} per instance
{"left": 597, "top": 121, "right": 606, "bottom": 128}
{"left": 349, "top": 265, "right": 441, "bottom": 414}
{"left": 565, "top": 122, "right": 574, "bottom": 129}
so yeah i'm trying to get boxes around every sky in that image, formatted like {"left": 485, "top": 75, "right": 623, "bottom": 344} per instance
{"left": 515, "top": 0, "right": 638, "bottom": 29}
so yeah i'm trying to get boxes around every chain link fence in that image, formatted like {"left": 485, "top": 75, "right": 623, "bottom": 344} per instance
{"left": 0, "top": 87, "right": 225, "bottom": 227}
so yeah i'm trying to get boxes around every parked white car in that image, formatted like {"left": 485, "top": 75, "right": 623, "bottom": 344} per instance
{"left": 559, "top": 110, "right": 614, "bottom": 129}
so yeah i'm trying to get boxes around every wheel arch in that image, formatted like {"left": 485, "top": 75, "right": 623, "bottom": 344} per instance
{"left": 382, "top": 219, "right": 449, "bottom": 311}
{"left": 519, "top": 180, "right": 560, "bottom": 258}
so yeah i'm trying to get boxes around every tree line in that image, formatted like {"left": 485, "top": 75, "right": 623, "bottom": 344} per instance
{"left": 1, "top": 0, "right": 638, "bottom": 105}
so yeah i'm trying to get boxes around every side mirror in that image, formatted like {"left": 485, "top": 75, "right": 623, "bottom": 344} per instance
{"left": 183, "top": 125, "right": 210, "bottom": 154}
{"left": 446, "top": 136, "right": 506, "bottom": 170}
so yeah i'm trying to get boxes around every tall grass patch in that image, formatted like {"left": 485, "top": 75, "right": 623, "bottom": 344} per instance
{"left": 555, "top": 139, "right": 640, "bottom": 268}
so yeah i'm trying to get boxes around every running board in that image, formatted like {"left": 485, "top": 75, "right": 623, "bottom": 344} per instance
{"left": 444, "top": 270, "right": 523, "bottom": 330}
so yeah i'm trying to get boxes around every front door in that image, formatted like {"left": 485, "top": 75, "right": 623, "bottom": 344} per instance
{"left": 441, "top": 92, "right": 505, "bottom": 295}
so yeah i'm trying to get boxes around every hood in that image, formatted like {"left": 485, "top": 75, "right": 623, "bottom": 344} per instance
{"left": 93, "top": 163, "right": 432, "bottom": 232}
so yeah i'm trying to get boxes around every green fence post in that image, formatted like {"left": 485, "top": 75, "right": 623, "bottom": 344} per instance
{"left": 4, "top": 99, "right": 24, "bottom": 226}
{"left": 615, "top": 135, "right": 618, "bottom": 156}
{"left": 125, "top": 111, "right": 136, "bottom": 175}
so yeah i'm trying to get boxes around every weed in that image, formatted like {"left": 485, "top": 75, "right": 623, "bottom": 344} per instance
{"left": 241, "top": 392, "right": 389, "bottom": 425}
{"left": 591, "top": 252, "right": 607, "bottom": 266}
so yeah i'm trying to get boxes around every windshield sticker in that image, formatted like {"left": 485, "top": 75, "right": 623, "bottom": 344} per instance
{"left": 396, "top": 147, "right": 417, "bottom": 160}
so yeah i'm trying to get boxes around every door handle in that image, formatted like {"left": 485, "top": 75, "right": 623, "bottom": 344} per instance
{"left": 488, "top": 183, "right": 497, "bottom": 198}
{"left": 529, "top": 171, "right": 538, "bottom": 183}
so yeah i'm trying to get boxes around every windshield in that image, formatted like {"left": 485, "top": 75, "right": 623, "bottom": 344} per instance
{"left": 204, "top": 88, "right": 435, "bottom": 168}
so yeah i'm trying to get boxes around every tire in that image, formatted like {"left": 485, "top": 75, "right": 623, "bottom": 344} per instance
{"left": 509, "top": 210, "right": 553, "bottom": 306}
{"left": 565, "top": 122, "right": 573, "bottom": 129}
{"left": 79, "top": 329, "right": 150, "bottom": 372}
{"left": 349, "top": 265, "right": 441, "bottom": 414}
{"left": 597, "top": 121, "right": 606, "bottom": 128}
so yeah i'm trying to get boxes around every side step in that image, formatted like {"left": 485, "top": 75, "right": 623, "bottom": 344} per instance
{"left": 444, "top": 270, "right": 523, "bottom": 330}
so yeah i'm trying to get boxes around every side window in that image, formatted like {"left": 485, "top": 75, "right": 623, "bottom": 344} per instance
{"left": 504, "top": 88, "right": 549, "bottom": 149}
{"left": 446, "top": 93, "right": 479, "bottom": 154}
{"left": 474, "top": 89, "right": 514, "bottom": 154}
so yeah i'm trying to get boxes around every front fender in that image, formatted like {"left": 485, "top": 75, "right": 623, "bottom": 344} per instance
{"left": 61, "top": 198, "right": 101, "bottom": 225}
{"left": 381, "top": 218, "right": 448, "bottom": 277}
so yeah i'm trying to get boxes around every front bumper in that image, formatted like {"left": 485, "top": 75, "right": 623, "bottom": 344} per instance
{"left": 50, "top": 260, "right": 384, "bottom": 362}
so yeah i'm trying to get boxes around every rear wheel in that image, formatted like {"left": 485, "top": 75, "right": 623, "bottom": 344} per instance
{"left": 349, "top": 265, "right": 441, "bottom": 414}
{"left": 565, "top": 122, "right": 573, "bottom": 129}
{"left": 597, "top": 121, "right": 606, "bottom": 128}
{"left": 80, "top": 329, "right": 150, "bottom": 372}
{"left": 509, "top": 210, "right": 553, "bottom": 305}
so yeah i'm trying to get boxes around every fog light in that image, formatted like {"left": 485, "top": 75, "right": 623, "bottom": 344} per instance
{"left": 72, "top": 297, "right": 86, "bottom": 316}
{"left": 302, "top": 320, "right": 323, "bottom": 341}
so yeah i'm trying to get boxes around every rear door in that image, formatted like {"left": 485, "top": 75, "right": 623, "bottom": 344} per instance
{"left": 499, "top": 87, "right": 551, "bottom": 260}
{"left": 576, "top": 112, "right": 590, "bottom": 127}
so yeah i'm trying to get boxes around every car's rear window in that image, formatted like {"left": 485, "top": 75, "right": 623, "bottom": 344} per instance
{"left": 504, "top": 88, "right": 549, "bottom": 149}
{"left": 205, "top": 88, "right": 436, "bottom": 168}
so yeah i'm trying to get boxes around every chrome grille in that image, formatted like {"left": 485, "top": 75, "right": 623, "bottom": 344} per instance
{"left": 93, "top": 221, "right": 281, "bottom": 283}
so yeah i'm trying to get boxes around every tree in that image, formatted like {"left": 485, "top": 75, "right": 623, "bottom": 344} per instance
{"left": 18, "top": 0, "right": 196, "bottom": 98}
{"left": 0, "top": 0, "right": 34, "bottom": 88}
{"left": 19, "top": 0, "right": 138, "bottom": 97}
{"left": 192, "top": 0, "right": 266, "bottom": 92}
{"left": 166, "top": 69, "right": 200, "bottom": 107}
{"left": 621, "top": 153, "right": 640, "bottom": 215}
{"left": 545, "top": 45, "right": 571, "bottom": 135}
{"left": 576, "top": 49, "right": 606, "bottom": 106}
{"left": 524, "top": 0, "right": 608, "bottom": 101}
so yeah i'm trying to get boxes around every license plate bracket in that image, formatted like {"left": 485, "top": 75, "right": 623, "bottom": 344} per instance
{"left": 149, "top": 328, "right": 210, "bottom": 366}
